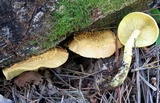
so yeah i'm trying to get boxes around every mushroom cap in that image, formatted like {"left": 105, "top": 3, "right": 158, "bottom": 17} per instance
{"left": 118, "top": 12, "right": 159, "bottom": 47}
{"left": 3, "top": 47, "right": 69, "bottom": 80}
{"left": 69, "top": 30, "right": 120, "bottom": 58}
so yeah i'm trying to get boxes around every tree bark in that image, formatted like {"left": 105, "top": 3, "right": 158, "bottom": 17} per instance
{"left": 0, "top": 0, "right": 151, "bottom": 68}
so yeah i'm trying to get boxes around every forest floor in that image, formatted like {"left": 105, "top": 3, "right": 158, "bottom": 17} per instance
{"left": 0, "top": 1, "right": 160, "bottom": 103}
{"left": 1, "top": 42, "right": 160, "bottom": 103}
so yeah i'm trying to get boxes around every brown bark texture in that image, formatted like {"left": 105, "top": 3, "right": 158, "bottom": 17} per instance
{"left": 0, "top": 0, "right": 151, "bottom": 68}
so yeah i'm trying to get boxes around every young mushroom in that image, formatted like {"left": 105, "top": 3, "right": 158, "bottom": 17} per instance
{"left": 68, "top": 30, "right": 123, "bottom": 58}
{"left": 3, "top": 47, "right": 69, "bottom": 80}
{"left": 105, "top": 12, "right": 159, "bottom": 88}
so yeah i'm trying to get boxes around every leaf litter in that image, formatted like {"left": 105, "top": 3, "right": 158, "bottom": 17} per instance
{"left": 0, "top": 44, "right": 159, "bottom": 103}
{"left": 1, "top": 3, "right": 160, "bottom": 103}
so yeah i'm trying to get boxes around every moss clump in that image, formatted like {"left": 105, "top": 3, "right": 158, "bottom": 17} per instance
{"left": 42, "top": 0, "right": 134, "bottom": 48}
{"left": 29, "top": 40, "right": 36, "bottom": 45}
{"left": 47, "top": 0, "right": 93, "bottom": 47}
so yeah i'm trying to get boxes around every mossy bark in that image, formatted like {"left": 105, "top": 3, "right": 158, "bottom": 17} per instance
{"left": 0, "top": 0, "right": 151, "bottom": 67}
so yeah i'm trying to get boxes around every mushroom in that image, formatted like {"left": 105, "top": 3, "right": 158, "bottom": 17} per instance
{"left": 3, "top": 47, "right": 69, "bottom": 80}
{"left": 68, "top": 30, "right": 123, "bottom": 58}
{"left": 108, "top": 12, "right": 159, "bottom": 88}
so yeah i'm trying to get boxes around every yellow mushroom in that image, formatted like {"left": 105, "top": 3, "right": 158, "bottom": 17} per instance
{"left": 68, "top": 30, "right": 122, "bottom": 58}
{"left": 108, "top": 12, "right": 159, "bottom": 88}
{"left": 3, "top": 47, "right": 69, "bottom": 80}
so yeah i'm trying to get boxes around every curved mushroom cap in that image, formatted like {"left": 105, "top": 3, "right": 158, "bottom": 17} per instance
{"left": 3, "top": 47, "right": 69, "bottom": 80}
{"left": 69, "top": 30, "right": 121, "bottom": 58}
{"left": 118, "top": 12, "right": 159, "bottom": 47}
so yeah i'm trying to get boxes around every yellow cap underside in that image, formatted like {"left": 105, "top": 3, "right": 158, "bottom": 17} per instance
{"left": 3, "top": 47, "right": 69, "bottom": 80}
{"left": 118, "top": 12, "right": 159, "bottom": 47}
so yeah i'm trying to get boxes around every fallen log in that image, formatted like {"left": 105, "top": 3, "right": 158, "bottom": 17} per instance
{"left": 0, "top": 0, "right": 151, "bottom": 67}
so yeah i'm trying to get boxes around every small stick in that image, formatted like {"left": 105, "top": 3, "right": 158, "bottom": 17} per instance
{"left": 50, "top": 69, "right": 76, "bottom": 89}
{"left": 139, "top": 74, "right": 157, "bottom": 91}
{"left": 134, "top": 40, "right": 141, "bottom": 103}
{"left": 156, "top": 52, "right": 160, "bottom": 103}
{"left": 115, "top": 32, "right": 122, "bottom": 103}
{"left": 115, "top": 32, "right": 119, "bottom": 67}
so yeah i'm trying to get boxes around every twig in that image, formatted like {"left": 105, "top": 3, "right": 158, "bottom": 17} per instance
{"left": 34, "top": 91, "right": 54, "bottom": 103}
{"left": 60, "top": 95, "right": 64, "bottom": 103}
{"left": 141, "top": 69, "right": 153, "bottom": 103}
{"left": 106, "top": 91, "right": 117, "bottom": 103}
{"left": 134, "top": 43, "right": 141, "bottom": 103}
{"left": 131, "top": 58, "right": 158, "bottom": 72}
{"left": 115, "top": 31, "right": 119, "bottom": 67}
{"left": 12, "top": 87, "right": 17, "bottom": 103}
{"left": 147, "top": 68, "right": 150, "bottom": 103}
{"left": 117, "top": 87, "right": 121, "bottom": 103}
{"left": 156, "top": 52, "right": 160, "bottom": 103}
{"left": 132, "top": 66, "right": 160, "bottom": 72}
{"left": 50, "top": 69, "right": 76, "bottom": 89}
{"left": 79, "top": 78, "right": 86, "bottom": 103}
{"left": 125, "top": 85, "right": 133, "bottom": 103}
{"left": 60, "top": 90, "right": 77, "bottom": 101}
{"left": 100, "top": 93, "right": 108, "bottom": 103}
{"left": 139, "top": 74, "right": 157, "bottom": 91}
{"left": 63, "top": 68, "right": 105, "bottom": 80}
{"left": 115, "top": 32, "right": 122, "bottom": 103}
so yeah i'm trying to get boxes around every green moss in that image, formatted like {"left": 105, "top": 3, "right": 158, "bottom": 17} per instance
{"left": 29, "top": 40, "right": 36, "bottom": 45}
{"left": 41, "top": 0, "right": 135, "bottom": 48}
{"left": 47, "top": 0, "right": 93, "bottom": 47}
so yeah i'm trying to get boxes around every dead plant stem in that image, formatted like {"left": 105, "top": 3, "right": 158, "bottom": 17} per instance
{"left": 115, "top": 32, "right": 122, "bottom": 103}
{"left": 156, "top": 52, "right": 160, "bottom": 103}
{"left": 134, "top": 44, "right": 141, "bottom": 103}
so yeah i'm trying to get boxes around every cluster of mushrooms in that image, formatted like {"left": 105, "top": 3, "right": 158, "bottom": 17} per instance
{"left": 3, "top": 12, "right": 159, "bottom": 88}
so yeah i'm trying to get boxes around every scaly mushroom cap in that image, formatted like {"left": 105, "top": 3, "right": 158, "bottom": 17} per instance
{"left": 3, "top": 47, "right": 69, "bottom": 80}
{"left": 69, "top": 30, "right": 121, "bottom": 58}
{"left": 118, "top": 12, "right": 159, "bottom": 47}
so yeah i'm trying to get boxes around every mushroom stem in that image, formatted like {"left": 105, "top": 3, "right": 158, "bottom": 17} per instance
{"left": 110, "top": 29, "right": 141, "bottom": 87}
{"left": 123, "top": 29, "right": 140, "bottom": 67}
{"left": 103, "top": 12, "right": 159, "bottom": 89}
